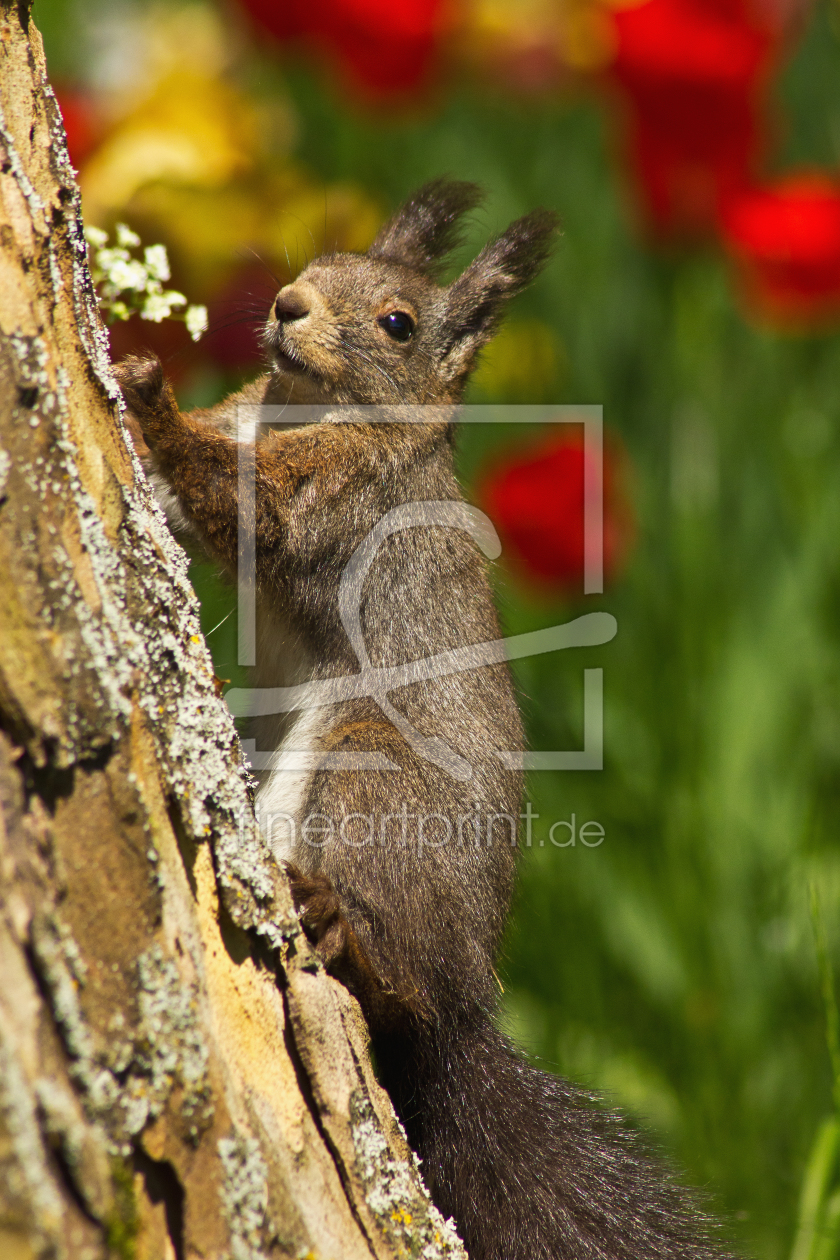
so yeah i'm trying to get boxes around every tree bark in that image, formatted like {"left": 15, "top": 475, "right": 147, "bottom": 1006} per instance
{"left": 0, "top": 5, "right": 467, "bottom": 1258}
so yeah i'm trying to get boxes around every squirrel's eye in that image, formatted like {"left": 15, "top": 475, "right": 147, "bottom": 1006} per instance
{"left": 378, "top": 311, "right": 414, "bottom": 343}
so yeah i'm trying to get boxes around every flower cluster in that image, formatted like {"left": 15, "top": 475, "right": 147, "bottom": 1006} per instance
{"left": 86, "top": 223, "right": 208, "bottom": 340}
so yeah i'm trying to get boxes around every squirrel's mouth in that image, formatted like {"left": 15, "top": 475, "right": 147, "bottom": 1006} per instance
{"left": 270, "top": 335, "right": 311, "bottom": 375}
{"left": 273, "top": 346, "right": 307, "bottom": 375}
{"left": 262, "top": 322, "right": 314, "bottom": 378}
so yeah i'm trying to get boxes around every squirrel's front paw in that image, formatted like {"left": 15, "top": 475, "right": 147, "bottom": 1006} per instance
{"left": 285, "top": 864, "right": 350, "bottom": 968}
{"left": 114, "top": 354, "right": 165, "bottom": 410}
{"left": 114, "top": 355, "right": 179, "bottom": 450}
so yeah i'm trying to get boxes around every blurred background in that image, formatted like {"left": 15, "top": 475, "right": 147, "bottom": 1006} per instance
{"left": 35, "top": 0, "right": 840, "bottom": 1253}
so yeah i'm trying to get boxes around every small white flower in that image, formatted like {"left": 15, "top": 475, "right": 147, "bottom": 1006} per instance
{"left": 85, "top": 225, "right": 108, "bottom": 247}
{"left": 185, "top": 304, "right": 208, "bottom": 342}
{"left": 144, "top": 244, "right": 171, "bottom": 283}
{"left": 115, "top": 222, "right": 141, "bottom": 248}
{"left": 110, "top": 301, "right": 132, "bottom": 321}
{"left": 106, "top": 257, "right": 150, "bottom": 293}
{"left": 142, "top": 290, "right": 187, "bottom": 322}
{"left": 96, "top": 246, "right": 128, "bottom": 271}
{"left": 140, "top": 293, "right": 170, "bottom": 322}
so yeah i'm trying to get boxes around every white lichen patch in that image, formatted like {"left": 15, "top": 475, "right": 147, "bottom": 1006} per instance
{"left": 30, "top": 915, "right": 98, "bottom": 1071}
{"left": 53, "top": 420, "right": 138, "bottom": 724}
{"left": 0, "top": 445, "right": 11, "bottom": 498}
{"left": 34, "top": 1076, "right": 114, "bottom": 1222}
{"left": 28, "top": 915, "right": 129, "bottom": 1135}
{"left": 218, "top": 1131, "right": 270, "bottom": 1260}
{"left": 42, "top": 82, "right": 78, "bottom": 193}
{"left": 0, "top": 1037, "right": 66, "bottom": 1241}
{"left": 29, "top": 918, "right": 213, "bottom": 1147}
{"left": 0, "top": 96, "right": 48, "bottom": 232}
{"left": 132, "top": 945, "right": 212, "bottom": 1140}
{"left": 3, "top": 335, "right": 133, "bottom": 760}
{"left": 350, "top": 1091, "right": 467, "bottom": 1259}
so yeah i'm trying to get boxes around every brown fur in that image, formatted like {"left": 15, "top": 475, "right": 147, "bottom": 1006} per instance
{"left": 115, "top": 180, "right": 733, "bottom": 1259}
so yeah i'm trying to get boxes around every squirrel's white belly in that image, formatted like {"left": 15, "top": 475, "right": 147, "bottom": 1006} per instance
{"left": 256, "top": 688, "right": 332, "bottom": 864}
{"left": 250, "top": 600, "right": 334, "bottom": 862}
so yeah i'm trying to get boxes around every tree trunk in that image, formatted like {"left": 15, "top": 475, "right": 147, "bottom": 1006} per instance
{"left": 0, "top": 5, "right": 467, "bottom": 1258}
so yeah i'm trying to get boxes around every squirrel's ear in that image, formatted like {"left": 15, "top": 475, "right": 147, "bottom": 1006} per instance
{"left": 440, "top": 208, "right": 560, "bottom": 381}
{"left": 368, "top": 178, "right": 484, "bottom": 274}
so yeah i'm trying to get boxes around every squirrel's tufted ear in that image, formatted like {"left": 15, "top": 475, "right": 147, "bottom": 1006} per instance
{"left": 368, "top": 178, "right": 484, "bottom": 275}
{"left": 440, "top": 208, "right": 560, "bottom": 383}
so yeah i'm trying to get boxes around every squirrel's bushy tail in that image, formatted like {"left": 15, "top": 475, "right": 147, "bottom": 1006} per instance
{"left": 378, "top": 1018, "right": 733, "bottom": 1260}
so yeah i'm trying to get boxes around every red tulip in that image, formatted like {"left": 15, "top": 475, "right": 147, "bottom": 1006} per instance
{"left": 606, "top": 0, "right": 780, "bottom": 234}
{"left": 236, "top": 0, "right": 448, "bottom": 98}
{"left": 721, "top": 173, "right": 840, "bottom": 323}
{"left": 477, "top": 430, "right": 632, "bottom": 593}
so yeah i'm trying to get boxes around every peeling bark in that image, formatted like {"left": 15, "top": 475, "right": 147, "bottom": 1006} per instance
{"left": 0, "top": 4, "right": 468, "bottom": 1257}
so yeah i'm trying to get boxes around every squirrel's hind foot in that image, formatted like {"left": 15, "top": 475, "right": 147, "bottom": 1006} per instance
{"left": 284, "top": 863, "right": 416, "bottom": 1029}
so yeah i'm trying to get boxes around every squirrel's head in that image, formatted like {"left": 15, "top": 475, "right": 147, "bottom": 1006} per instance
{"left": 262, "top": 179, "right": 559, "bottom": 406}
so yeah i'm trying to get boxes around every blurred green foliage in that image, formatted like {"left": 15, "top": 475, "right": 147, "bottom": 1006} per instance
{"left": 36, "top": 1, "right": 840, "bottom": 1255}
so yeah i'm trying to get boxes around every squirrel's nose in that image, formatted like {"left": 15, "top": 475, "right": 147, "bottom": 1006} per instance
{"left": 273, "top": 289, "right": 309, "bottom": 323}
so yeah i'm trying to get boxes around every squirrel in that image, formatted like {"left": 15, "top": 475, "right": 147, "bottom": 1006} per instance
{"left": 115, "top": 179, "right": 733, "bottom": 1260}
